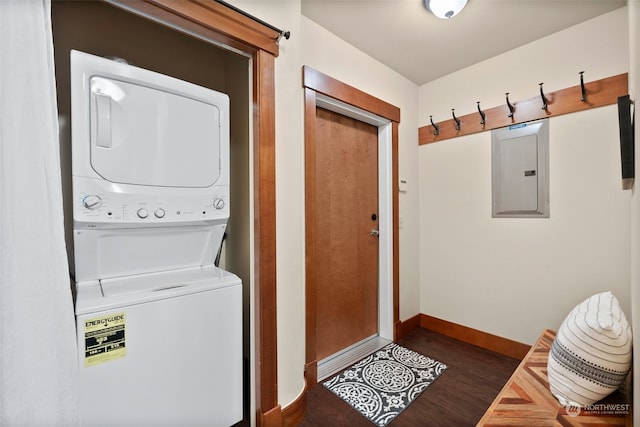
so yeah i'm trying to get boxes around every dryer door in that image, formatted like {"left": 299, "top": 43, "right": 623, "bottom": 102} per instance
{"left": 89, "top": 76, "right": 221, "bottom": 188}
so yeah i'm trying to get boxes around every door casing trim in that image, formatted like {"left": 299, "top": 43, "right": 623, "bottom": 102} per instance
{"left": 304, "top": 66, "right": 400, "bottom": 387}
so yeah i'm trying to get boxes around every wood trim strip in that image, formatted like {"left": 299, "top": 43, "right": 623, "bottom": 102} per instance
{"left": 254, "top": 50, "right": 279, "bottom": 420}
{"left": 303, "top": 66, "right": 401, "bottom": 123}
{"left": 259, "top": 405, "right": 282, "bottom": 427}
{"left": 395, "top": 314, "right": 421, "bottom": 340}
{"left": 420, "top": 314, "right": 530, "bottom": 360}
{"left": 281, "top": 380, "right": 308, "bottom": 427}
{"left": 392, "top": 121, "right": 400, "bottom": 340}
{"left": 419, "top": 72, "right": 628, "bottom": 145}
{"left": 304, "top": 87, "right": 319, "bottom": 387}
{"left": 105, "top": 0, "right": 254, "bottom": 56}
{"left": 304, "top": 361, "right": 318, "bottom": 391}
{"left": 143, "top": 0, "right": 281, "bottom": 55}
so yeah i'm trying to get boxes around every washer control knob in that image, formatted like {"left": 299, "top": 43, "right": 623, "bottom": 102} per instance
{"left": 82, "top": 195, "right": 102, "bottom": 210}
{"left": 213, "top": 198, "right": 225, "bottom": 210}
{"left": 154, "top": 208, "right": 166, "bottom": 218}
{"left": 137, "top": 208, "right": 149, "bottom": 219}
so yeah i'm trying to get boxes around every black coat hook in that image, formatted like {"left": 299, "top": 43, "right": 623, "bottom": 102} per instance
{"left": 452, "top": 109, "right": 461, "bottom": 131}
{"left": 477, "top": 101, "right": 486, "bottom": 126}
{"left": 539, "top": 83, "right": 548, "bottom": 110}
{"left": 579, "top": 71, "right": 586, "bottom": 102}
{"left": 505, "top": 93, "right": 515, "bottom": 118}
{"left": 429, "top": 115, "right": 439, "bottom": 136}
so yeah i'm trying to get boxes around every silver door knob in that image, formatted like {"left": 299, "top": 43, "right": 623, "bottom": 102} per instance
{"left": 370, "top": 229, "right": 379, "bottom": 237}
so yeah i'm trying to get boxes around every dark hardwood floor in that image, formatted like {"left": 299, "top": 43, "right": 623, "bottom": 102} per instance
{"left": 298, "top": 328, "right": 522, "bottom": 427}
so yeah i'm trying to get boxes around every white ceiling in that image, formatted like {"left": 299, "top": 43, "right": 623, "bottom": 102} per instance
{"left": 300, "top": 0, "right": 626, "bottom": 86}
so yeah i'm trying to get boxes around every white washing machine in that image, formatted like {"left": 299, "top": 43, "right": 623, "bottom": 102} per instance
{"left": 70, "top": 50, "right": 243, "bottom": 426}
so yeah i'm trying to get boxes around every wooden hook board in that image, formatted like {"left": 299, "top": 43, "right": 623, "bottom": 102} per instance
{"left": 419, "top": 73, "right": 628, "bottom": 145}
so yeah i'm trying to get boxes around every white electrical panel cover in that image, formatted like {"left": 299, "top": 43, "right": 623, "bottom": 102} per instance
{"left": 491, "top": 119, "right": 549, "bottom": 218}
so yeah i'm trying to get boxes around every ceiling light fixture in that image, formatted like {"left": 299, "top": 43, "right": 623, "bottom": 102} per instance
{"left": 425, "top": 0, "right": 468, "bottom": 19}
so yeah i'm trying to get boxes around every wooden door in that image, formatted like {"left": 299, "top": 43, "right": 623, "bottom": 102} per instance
{"left": 313, "top": 107, "right": 379, "bottom": 361}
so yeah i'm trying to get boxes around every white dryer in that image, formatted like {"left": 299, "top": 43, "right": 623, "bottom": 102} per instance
{"left": 70, "top": 50, "right": 242, "bottom": 427}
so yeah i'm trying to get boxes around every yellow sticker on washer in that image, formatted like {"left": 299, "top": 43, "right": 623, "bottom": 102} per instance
{"left": 84, "top": 313, "right": 126, "bottom": 367}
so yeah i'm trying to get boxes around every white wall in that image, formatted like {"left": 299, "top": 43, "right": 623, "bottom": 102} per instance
{"left": 300, "top": 17, "right": 422, "bottom": 323}
{"left": 226, "top": 0, "right": 421, "bottom": 409}
{"left": 418, "top": 7, "right": 631, "bottom": 345}
{"left": 298, "top": 15, "right": 422, "bottom": 403}
{"left": 224, "top": 0, "right": 308, "bottom": 409}
{"left": 226, "top": 0, "right": 634, "bottom": 413}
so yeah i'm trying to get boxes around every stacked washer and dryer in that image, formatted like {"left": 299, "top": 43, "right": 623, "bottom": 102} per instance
{"left": 70, "top": 50, "right": 243, "bottom": 426}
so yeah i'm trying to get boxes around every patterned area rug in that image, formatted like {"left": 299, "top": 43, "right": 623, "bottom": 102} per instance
{"left": 323, "top": 343, "right": 447, "bottom": 426}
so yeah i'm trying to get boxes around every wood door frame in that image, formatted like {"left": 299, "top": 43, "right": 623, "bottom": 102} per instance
{"left": 304, "top": 66, "right": 400, "bottom": 386}
{"left": 103, "top": 1, "right": 280, "bottom": 425}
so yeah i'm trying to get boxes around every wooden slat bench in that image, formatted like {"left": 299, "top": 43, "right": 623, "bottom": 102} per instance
{"left": 477, "top": 329, "right": 632, "bottom": 426}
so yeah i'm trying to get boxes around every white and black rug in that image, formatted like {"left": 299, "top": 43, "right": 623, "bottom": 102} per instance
{"left": 323, "top": 343, "right": 447, "bottom": 426}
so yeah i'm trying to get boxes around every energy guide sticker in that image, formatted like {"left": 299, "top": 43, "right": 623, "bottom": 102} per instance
{"left": 84, "top": 313, "right": 126, "bottom": 367}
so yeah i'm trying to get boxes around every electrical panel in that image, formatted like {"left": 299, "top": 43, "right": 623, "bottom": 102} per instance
{"left": 492, "top": 119, "right": 549, "bottom": 218}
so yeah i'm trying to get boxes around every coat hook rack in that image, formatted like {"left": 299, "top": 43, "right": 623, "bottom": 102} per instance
{"left": 506, "top": 93, "right": 515, "bottom": 118}
{"left": 477, "top": 101, "right": 486, "bottom": 126}
{"left": 539, "top": 83, "right": 548, "bottom": 110}
{"left": 419, "top": 73, "right": 628, "bottom": 145}
{"left": 429, "top": 115, "right": 439, "bottom": 136}
{"left": 452, "top": 109, "right": 461, "bottom": 130}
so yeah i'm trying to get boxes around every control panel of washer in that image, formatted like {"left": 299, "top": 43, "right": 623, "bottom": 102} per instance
{"left": 73, "top": 178, "right": 229, "bottom": 228}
